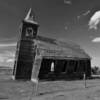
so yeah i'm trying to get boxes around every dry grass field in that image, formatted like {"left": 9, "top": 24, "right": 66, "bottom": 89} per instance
{"left": 0, "top": 67, "right": 100, "bottom": 100}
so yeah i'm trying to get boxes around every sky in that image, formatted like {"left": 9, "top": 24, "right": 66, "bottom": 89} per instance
{"left": 0, "top": 0, "right": 100, "bottom": 67}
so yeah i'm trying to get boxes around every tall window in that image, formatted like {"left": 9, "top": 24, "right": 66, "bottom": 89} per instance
{"left": 50, "top": 62, "right": 54, "bottom": 72}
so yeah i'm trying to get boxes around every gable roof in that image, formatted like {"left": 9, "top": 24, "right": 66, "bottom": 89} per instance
{"left": 34, "top": 35, "right": 90, "bottom": 59}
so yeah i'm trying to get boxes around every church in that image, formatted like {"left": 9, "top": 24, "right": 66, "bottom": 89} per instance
{"left": 13, "top": 9, "right": 91, "bottom": 81}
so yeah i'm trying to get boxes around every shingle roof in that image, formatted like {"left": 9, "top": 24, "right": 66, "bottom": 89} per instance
{"left": 34, "top": 35, "right": 90, "bottom": 59}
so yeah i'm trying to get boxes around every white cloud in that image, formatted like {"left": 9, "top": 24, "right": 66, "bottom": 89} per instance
{"left": 6, "top": 58, "right": 14, "bottom": 63}
{"left": 92, "top": 37, "right": 100, "bottom": 42}
{"left": 4, "top": 51, "right": 15, "bottom": 57}
{"left": 0, "top": 52, "right": 15, "bottom": 62}
{"left": 0, "top": 42, "right": 17, "bottom": 47}
{"left": 83, "top": 10, "right": 90, "bottom": 16}
{"left": 0, "top": 37, "right": 17, "bottom": 42}
{"left": 0, "top": 42, "right": 16, "bottom": 67}
{"left": 77, "top": 10, "right": 90, "bottom": 19}
{"left": 0, "top": 50, "right": 15, "bottom": 67}
{"left": 64, "top": 0, "right": 72, "bottom": 5}
{"left": 89, "top": 11, "right": 100, "bottom": 30}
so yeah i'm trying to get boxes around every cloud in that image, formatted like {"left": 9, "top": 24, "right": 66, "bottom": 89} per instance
{"left": 0, "top": 37, "right": 17, "bottom": 42}
{"left": 0, "top": 42, "right": 17, "bottom": 48}
{"left": 83, "top": 10, "right": 90, "bottom": 16}
{"left": 6, "top": 59, "right": 14, "bottom": 63}
{"left": 64, "top": 0, "right": 72, "bottom": 5}
{"left": 0, "top": 50, "right": 15, "bottom": 67}
{"left": 4, "top": 51, "right": 15, "bottom": 57}
{"left": 77, "top": 10, "right": 90, "bottom": 19}
{"left": 0, "top": 51, "right": 15, "bottom": 61}
{"left": 89, "top": 11, "right": 100, "bottom": 30}
{"left": 92, "top": 37, "right": 100, "bottom": 42}
{"left": 0, "top": 41, "right": 16, "bottom": 67}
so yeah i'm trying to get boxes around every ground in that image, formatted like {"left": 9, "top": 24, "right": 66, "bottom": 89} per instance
{"left": 0, "top": 69, "right": 100, "bottom": 100}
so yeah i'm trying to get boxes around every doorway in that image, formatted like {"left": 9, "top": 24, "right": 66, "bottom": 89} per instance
{"left": 38, "top": 58, "right": 55, "bottom": 79}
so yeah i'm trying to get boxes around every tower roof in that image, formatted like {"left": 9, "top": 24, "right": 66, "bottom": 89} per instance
{"left": 24, "top": 8, "right": 38, "bottom": 25}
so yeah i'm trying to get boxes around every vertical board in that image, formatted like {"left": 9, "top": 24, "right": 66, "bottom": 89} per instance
{"left": 14, "top": 40, "right": 36, "bottom": 80}
{"left": 31, "top": 55, "right": 42, "bottom": 80}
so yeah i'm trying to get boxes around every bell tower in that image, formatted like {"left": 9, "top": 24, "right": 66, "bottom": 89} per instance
{"left": 13, "top": 8, "right": 39, "bottom": 80}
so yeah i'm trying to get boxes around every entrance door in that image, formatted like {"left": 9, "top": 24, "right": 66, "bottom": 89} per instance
{"left": 38, "top": 58, "right": 52, "bottom": 79}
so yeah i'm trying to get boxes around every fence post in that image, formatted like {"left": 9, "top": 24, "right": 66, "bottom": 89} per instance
{"left": 83, "top": 73, "right": 86, "bottom": 88}
{"left": 29, "top": 78, "right": 39, "bottom": 100}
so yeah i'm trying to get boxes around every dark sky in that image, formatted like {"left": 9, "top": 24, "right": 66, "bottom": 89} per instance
{"left": 0, "top": 0, "right": 100, "bottom": 67}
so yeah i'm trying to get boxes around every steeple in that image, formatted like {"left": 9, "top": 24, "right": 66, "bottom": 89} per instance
{"left": 13, "top": 8, "right": 39, "bottom": 80}
{"left": 24, "top": 8, "right": 38, "bottom": 25}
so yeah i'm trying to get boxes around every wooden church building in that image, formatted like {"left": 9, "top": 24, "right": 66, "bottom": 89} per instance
{"left": 13, "top": 9, "right": 91, "bottom": 81}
